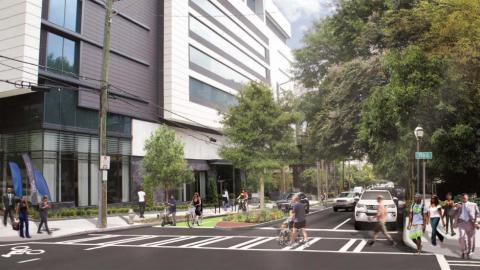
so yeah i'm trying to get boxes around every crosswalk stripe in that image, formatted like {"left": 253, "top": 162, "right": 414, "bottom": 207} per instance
{"left": 240, "top": 237, "right": 274, "bottom": 250}
{"left": 352, "top": 240, "right": 367, "bottom": 253}
{"left": 180, "top": 237, "right": 222, "bottom": 248}
{"left": 295, "top": 238, "right": 321, "bottom": 251}
{"left": 58, "top": 234, "right": 120, "bottom": 244}
{"left": 190, "top": 237, "right": 232, "bottom": 248}
{"left": 449, "top": 264, "right": 480, "bottom": 267}
{"left": 339, "top": 239, "right": 357, "bottom": 252}
{"left": 140, "top": 236, "right": 195, "bottom": 247}
{"left": 228, "top": 237, "right": 265, "bottom": 249}
{"left": 447, "top": 261, "right": 480, "bottom": 264}
{"left": 84, "top": 236, "right": 157, "bottom": 250}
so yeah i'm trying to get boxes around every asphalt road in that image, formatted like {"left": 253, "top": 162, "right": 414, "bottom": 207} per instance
{"left": 0, "top": 207, "right": 477, "bottom": 270}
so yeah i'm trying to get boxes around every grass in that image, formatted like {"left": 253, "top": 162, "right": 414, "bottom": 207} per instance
{"left": 173, "top": 216, "right": 223, "bottom": 228}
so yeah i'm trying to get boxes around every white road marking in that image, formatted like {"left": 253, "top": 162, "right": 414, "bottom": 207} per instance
{"left": 295, "top": 238, "right": 321, "bottom": 251}
{"left": 179, "top": 237, "right": 222, "bottom": 247}
{"left": 333, "top": 218, "right": 352, "bottom": 230}
{"left": 352, "top": 240, "right": 367, "bottom": 253}
{"left": 258, "top": 227, "right": 398, "bottom": 233}
{"left": 436, "top": 254, "right": 451, "bottom": 270}
{"left": 228, "top": 237, "right": 266, "bottom": 249}
{"left": 240, "top": 237, "right": 274, "bottom": 250}
{"left": 17, "top": 258, "right": 41, "bottom": 264}
{"left": 84, "top": 236, "right": 157, "bottom": 250}
{"left": 448, "top": 264, "right": 480, "bottom": 268}
{"left": 190, "top": 237, "right": 232, "bottom": 248}
{"left": 58, "top": 234, "right": 119, "bottom": 244}
{"left": 339, "top": 239, "right": 357, "bottom": 252}
{"left": 140, "top": 236, "right": 195, "bottom": 247}
{"left": 447, "top": 261, "right": 480, "bottom": 264}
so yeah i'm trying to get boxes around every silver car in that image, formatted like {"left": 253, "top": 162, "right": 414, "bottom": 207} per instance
{"left": 333, "top": 192, "right": 359, "bottom": 212}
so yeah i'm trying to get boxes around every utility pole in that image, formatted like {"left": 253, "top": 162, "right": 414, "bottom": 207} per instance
{"left": 98, "top": 0, "right": 114, "bottom": 229}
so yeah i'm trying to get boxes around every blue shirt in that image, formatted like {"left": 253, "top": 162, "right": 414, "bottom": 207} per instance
{"left": 292, "top": 202, "right": 306, "bottom": 222}
{"left": 168, "top": 199, "right": 176, "bottom": 213}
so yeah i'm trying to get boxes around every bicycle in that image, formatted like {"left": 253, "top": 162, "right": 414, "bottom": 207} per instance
{"left": 186, "top": 204, "right": 203, "bottom": 228}
{"left": 277, "top": 219, "right": 304, "bottom": 246}
{"left": 237, "top": 198, "right": 247, "bottom": 212}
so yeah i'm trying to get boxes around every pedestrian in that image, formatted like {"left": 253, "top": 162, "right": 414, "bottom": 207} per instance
{"left": 444, "top": 192, "right": 456, "bottom": 236}
{"left": 167, "top": 195, "right": 177, "bottom": 226}
{"left": 138, "top": 187, "right": 146, "bottom": 218}
{"left": 427, "top": 195, "right": 445, "bottom": 246}
{"left": 37, "top": 195, "right": 51, "bottom": 235}
{"left": 368, "top": 195, "right": 395, "bottom": 246}
{"left": 2, "top": 187, "right": 16, "bottom": 226}
{"left": 289, "top": 195, "right": 308, "bottom": 247}
{"left": 16, "top": 196, "right": 31, "bottom": 238}
{"left": 222, "top": 189, "right": 229, "bottom": 211}
{"left": 407, "top": 194, "right": 428, "bottom": 254}
{"left": 453, "top": 193, "right": 479, "bottom": 259}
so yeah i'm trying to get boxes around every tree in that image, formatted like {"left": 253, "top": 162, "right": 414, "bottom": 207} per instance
{"left": 220, "top": 82, "right": 298, "bottom": 208}
{"left": 142, "top": 125, "right": 193, "bottom": 202}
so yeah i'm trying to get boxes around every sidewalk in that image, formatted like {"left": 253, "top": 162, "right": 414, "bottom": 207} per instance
{"left": 0, "top": 206, "right": 234, "bottom": 242}
{"left": 403, "top": 216, "right": 480, "bottom": 259}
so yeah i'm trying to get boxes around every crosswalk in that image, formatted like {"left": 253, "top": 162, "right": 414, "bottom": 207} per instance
{"left": 447, "top": 259, "right": 480, "bottom": 269}
{"left": 36, "top": 233, "right": 410, "bottom": 255}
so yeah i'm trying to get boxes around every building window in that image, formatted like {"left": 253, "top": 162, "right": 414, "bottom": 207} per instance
{"left": 46, "top": 32, "right": 79, "bottom": 75}
{"left": 189, "top": 46, "right": 251, "bottom": 86}
{"left": 189, "top": 77, "right": 237, "bottom": 112}
{"left": 247, "top": 0, "right": 256, "bottom": 12}
{"left": 189, "top": 16, "right": 267, "bottom": 79}
{"left": 48, "top": 0, "right": 80, "bottom": 32}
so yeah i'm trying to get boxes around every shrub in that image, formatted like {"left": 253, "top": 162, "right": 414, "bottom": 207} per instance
{"left": 223, "top": 209, "right": 284, "bottom": 223}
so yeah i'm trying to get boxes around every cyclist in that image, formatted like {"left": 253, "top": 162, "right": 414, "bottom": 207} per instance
{"left": 237, "top": 189, "right": 248, "bottom": 212}
{"left": 191, "top": 192, "right": 202, "bottom": 225}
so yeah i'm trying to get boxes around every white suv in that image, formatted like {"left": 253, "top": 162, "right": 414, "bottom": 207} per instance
{"left": 354, "top": 190, "right": 397, "bottom": 230}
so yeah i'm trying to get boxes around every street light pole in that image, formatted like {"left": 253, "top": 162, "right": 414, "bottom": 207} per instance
{"left": 422, "top": 160, "right": 426, "bottom": 204}
{"left": 416, "top": 139, "right": 420, "bottom": 194}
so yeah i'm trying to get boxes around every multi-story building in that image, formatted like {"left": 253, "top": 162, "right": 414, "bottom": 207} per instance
{"left": 0, "top": 0, "right": 294, "bottom": 206}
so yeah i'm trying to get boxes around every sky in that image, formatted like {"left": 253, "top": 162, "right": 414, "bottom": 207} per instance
{"left": 272, "top": 0, "right": 337, "bottom": 49}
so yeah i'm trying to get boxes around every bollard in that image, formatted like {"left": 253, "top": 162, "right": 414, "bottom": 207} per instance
{"left": 128, "top": 209, "right": 135, "bottom": 224}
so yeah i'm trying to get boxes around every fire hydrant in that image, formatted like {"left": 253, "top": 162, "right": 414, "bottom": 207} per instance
{"left": 128, "top": 209, "right": 135, "bottom": 224}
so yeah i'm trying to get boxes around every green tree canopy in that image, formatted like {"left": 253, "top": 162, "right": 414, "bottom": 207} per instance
{"left": 142, "top": 126, "right": 193, "bottom": 200}
{"left": 220, "top": 82, "right": 298, "bottom": 208}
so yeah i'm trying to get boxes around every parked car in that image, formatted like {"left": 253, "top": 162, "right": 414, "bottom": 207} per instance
{"left": 276, "top": 192, "right": 310, "bottom": 214}
{"left": 354, "top": 190, "right": 398, "bottom": 230}
{"left": 333, "top": 192, "right": 359, "bottom": 212}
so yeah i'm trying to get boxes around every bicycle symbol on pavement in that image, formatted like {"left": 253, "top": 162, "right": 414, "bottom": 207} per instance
{"left": 1, "top": 246, "right": 45, "bottom": 258}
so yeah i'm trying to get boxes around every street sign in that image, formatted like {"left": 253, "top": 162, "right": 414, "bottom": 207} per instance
{"left": 415, "top": 152, "right": 432, "bottom": 160}
{"left": 100, "top": 155, "right": 110, "bottom": 170}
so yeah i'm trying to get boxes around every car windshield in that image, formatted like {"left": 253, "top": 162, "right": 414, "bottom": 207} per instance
{"left": 361, "top": 191, "right": 392, "bottom": 200}
{"left": 338, "top": 192, "right": 355, "bottom": 198}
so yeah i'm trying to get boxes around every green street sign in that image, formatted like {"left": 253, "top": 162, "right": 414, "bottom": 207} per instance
{"left": 416, "top": 152, "right": 432, "bottom": 160}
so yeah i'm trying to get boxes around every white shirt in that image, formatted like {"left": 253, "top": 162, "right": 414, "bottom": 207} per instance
{"left": 223, "top": 190, "right": 228, "bottom": 198}
{"left": 459, "top": 203, "right": 471, "bottom": 222}
{"left": 138, "top": 191, "right": 146, "bottom": 202}
{"left": 429, "top": 205, "right": 441, "bottom": 218}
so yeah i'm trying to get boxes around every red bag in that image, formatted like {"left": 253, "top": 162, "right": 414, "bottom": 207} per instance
{"left": 12, "top": 219, "right": 19, "bottom": 231}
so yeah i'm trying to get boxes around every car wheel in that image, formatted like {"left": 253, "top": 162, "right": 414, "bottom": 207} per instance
{"left": 354, "top": 221, "right": 361, "bottom": 230}
{"left": 333, "top": 207, "right": 338, "bottom": 212}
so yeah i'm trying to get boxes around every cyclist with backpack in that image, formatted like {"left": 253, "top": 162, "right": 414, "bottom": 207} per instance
{"left": 407, "top": 194, "right": 428, "bottom": 254}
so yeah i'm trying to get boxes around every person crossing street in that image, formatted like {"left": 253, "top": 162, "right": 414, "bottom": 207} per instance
{"left": 2, "top": 187, "right": 16, "bottom": 226}
{"left": 368, "top": 195, "right": 395, "bottom": 247}
{"left": 407, "top": 194, "right": 428, "bottom": 254}
{"left": 453, "top": 193, "right": 479, "bottom": 259}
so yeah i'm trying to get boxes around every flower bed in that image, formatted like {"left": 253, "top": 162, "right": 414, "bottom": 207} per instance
{"left": 222, "top": 209, "right": 285, "bottom": 224}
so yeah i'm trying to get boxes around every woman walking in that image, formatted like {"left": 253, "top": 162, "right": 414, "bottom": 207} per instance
{"left": 16, "top": 196, "right": 31, "bottom": 238}
{"left": 428, "top": 195, "right": 445, "bottom": 246}
{"left": 37, "top": 195, "right": 51, "bottom": 235}
{"left": 444, "top": 193, "right": 456, "bottom": 236}
{"left": 191, "top": 193, "right": 202, "bottom": 225}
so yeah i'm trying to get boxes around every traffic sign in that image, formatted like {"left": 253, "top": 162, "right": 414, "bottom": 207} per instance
{"left": 415, "top": 152, "right": 432, "bottom": 160}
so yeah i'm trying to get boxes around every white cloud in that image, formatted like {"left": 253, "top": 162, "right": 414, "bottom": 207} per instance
{"left": 273, "top": 0, "right": 337, "bottom": 23}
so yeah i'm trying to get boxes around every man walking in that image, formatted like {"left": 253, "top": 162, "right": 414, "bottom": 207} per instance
{"left": 2, "top": 187, "right": 16, "bottom": 226}
{"left": 368, "top": 195, "right": 395, "bottom": 246}
{"left": 167, "top": 195, "right": 177, "bottom": 226}
{"left": 138, "top": 187, "right": 146, "bottom": 218}
{"left": 290, "top": 195, "right": 308, "bottom": 247}
{"left": 407, "top": 194, "right": 428, "bottom": 254}
{"left": 454, "top": 193, "right": 479, "bottom": 259}
{"left": 222, "top": 189, "right": 229, "bottom": 211}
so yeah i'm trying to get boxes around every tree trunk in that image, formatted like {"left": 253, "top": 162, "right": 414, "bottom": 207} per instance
{"left": 259, "top": 174, "right": 265, "bottom": 209}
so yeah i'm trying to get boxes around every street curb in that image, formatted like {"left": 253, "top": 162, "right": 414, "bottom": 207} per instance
{"left": 214, "top": 206, "right": 331, "bottom": 231}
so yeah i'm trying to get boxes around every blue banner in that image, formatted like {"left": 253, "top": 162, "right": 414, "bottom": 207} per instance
{"left": 22, "top": 154, "right": 38, "bottom": 204}
{"left": 34, "top": 169, "right": 52, "bottom": 201}
{"left": 8, "top": 162, "right": 22, "bottom": 197}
